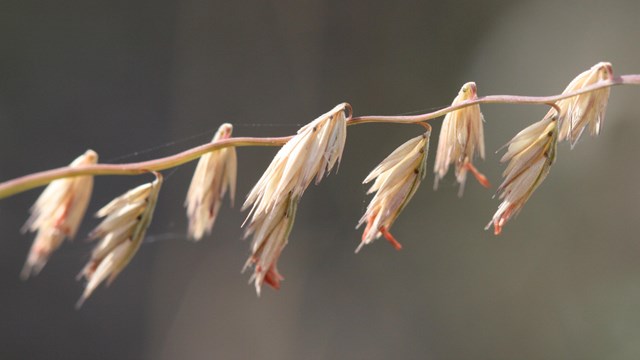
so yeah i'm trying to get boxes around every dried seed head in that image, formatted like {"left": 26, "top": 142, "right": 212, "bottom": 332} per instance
{"left": 76, "top": 172, "right": 163, "bottom": 308}
{"left": 185, "top": 123, "right": 237, "bottom": 240}
{"left": 242, "top": 103, "right": 348, "bottom": 295}
{"left": 239, "top": 103, "right": 347, "bottom": 295}
{"left": 242, "top": 103, "right": 348, "bottom": 220}
{"left": 243, "top": 194, "right": 297, "bottom": 296}
{"left": 556, "top": 62, "right": 613, "bottom": 147}
{"left": 21, "top": 149, "right": 98, "bottom": 279}
{"left": 487, "top": 115, "right": 558, "bottom": 235}
{"left": 434, "top": 82, "right": 488, "bottom": 196}
{"left": 356, "top": 130, "right": 431, "bottom": 252}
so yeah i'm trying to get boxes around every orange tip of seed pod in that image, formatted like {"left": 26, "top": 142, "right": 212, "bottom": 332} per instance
{"left": 464, "top": 162, "right": 491, "bottom": 189}
{"left": 379, "top": 226, "right": 402, "bottom": 251}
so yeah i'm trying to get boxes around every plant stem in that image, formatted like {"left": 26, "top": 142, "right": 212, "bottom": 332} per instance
{"left": 0, "top": 136, "right": 290, "bottom": 200}
{"left": 347, "top": 75, "right": 640, "bottom": 125}
{"left": 1, "top": 74, "right": 639, "bottom": 200}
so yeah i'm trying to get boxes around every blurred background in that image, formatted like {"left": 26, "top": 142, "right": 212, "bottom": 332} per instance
{"left": 2, "top": 0, "right": 640, "bottom": 359}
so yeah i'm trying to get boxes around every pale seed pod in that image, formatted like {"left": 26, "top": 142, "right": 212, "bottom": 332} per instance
{"left": 242, "top": 103, "right": 348, "bottom": 220}
{"left": 555, "top": 62, "right": 613, "bottom": 147}
{"left": 487, "top": 115, "right": 558, "bottom": 235}
{"left": 433, "top": 82, "right": 488, "bottom": 196}
{"left": 243, "top": 194, "right": 297, "bottom": 296}
{"left": 357, "top": 129, "right": 431, "bottom": 252}
{"left": 21, "top": 149, "right": 98, "bottom": 279}
{"left": 76, "top": 172, "right": 163, "bottom": 308}
{"left": 184, "top": 123, "right": 237, "bottom": 241}
{"left": 240, "top": 103, "right": 348, "bottom": 295}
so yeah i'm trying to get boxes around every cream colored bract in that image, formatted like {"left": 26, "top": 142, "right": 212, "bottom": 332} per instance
{"left": 357, "top": 130, "right": 431, "bottom": 252}
{"left": 488, "top": 116, "right": 558, "bottom": 235}
{"left": 21, "top": 149, "right": 98, "bottom": 279}
{"left": 241, "top": 103, "right": 348, "bottom": 294}
{"left": 77, "top": 172, "right": 163, "bottom": 307}
{"left": 434, "top": 82, "right": 486, "bottom": 196}
{"left": 556, "top": 62, "right": 612, "bottom": 147}
{"left": 185, "top": 123, "right": 237, "bottom": 241}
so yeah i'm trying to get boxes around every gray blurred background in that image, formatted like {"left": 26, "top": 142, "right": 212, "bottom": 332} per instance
{"left": 2, "top": 0, "right": 640, "bottom": 359}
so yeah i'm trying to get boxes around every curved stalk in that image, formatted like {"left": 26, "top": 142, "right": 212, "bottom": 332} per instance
{"left": 1, "top": 74, "right": 639, "bottom": 200}
{"left": 0, "top": 136, "right": 291, "bottom": 200}
{"left": 347, "top": 75, "right": 640, "bottom": 125}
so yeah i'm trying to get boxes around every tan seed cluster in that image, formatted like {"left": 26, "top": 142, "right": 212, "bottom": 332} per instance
{"left": 434, "top": 82, "right": 488, "bottom": 196}
{"left": 488, "top": 116, "right": 558, "bottom": 234}
{"left": 488, "top": 62, "right": 612, "bottom": 234}
{"left": 21, "top": 150, "right": 98, "bottom": 279}
{"left": 77, "top": 172, "right": 163, "bottom": 307}
{"left": 243, "top": 194, "right": 297, "bottom": 295}
{"left": 556, "top": 62, "right": 613, "bottom": 147}
{"left": 185, "top": 123, "right": 237, "bottom": 241}
{"left": 357, "top": 130, "right": 431, "bottom": 252}
{"left": 242, "top": 103, "right": 348, "bottom": 293}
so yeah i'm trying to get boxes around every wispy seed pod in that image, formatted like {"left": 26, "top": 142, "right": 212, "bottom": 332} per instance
{"left": 76, "top": 172, "right": 163, "bottom": 308}
{"left": 357, "top": 130, "right": 431, "bottom": 252}
{"left": 487, "top": 115, "right": 558, "bottom": 235}
{"left": 240, "top": 103, "right": 348, "bottom": 295}
{"left": 242, "top": 103, "right": 348, "bottom": 220}
{"left": 434, "top": 82, "right": 489, "bottom": 196}
{"left": 243, "top": 194, "right": 298, "bottom": 296}
{"left": 185, "top": 123, "right": 237, "bottom": 241}
{"left": 21, "top": 149, "right": 98, "bottom": 279}
{"left": 556, "top": 62, "right": 613, "bottom": 147}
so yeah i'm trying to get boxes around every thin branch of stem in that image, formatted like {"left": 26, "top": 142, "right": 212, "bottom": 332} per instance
{"left": 1, "top": 74, "right": 639, "bottom": 200}
{"left": 0, "top": 136, "right": 290, "bottom": 200}
{"left": 347, "top": 74, "right": 640, "bottom": 125}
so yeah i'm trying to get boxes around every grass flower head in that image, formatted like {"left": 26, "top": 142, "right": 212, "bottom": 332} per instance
{"left": 242, "top": 103, "right": 348, "bottom": 219}
{"left": 556, "top": 62, "right": 613, "bottom": 147}
{"left": 357, "top": 130, "right": 431, "bottom": 252}
{"left": 185, "top": 123, "right": 237, "bottom": 241}
{"left": 21, "top": 149, "right": 98, "bottom": 279}
{"left": 240, "top": 104, "right": 348, "bottom": 294}
{"left": 243, "top": 194, "right": 297, "bottom": 295}
{"left": 487, "top": 115, "right": 558, "bottom": 235}
{"left": 434, "top": 82, "right": 488, "bottom": 196}
{"left": 76, "top": 172, "right": 163, "bottom": 307}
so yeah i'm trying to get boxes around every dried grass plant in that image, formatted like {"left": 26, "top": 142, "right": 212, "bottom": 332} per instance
{"left": 2, "top": 62, "right": 639, "bottom": 306}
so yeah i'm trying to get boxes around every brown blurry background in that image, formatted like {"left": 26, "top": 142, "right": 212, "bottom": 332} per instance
{"left": 2, "top": 0, "right": 640, "bottom": 359}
